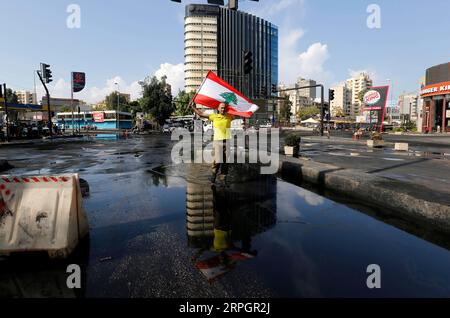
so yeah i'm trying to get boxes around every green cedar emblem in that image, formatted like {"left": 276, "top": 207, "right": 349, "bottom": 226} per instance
{"left": 220, "top": 92, "right": 238, "bottom": 106}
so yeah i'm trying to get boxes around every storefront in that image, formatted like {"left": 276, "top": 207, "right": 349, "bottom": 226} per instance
{"left": 420, "top": 62, "right": 450, "bottom": 133}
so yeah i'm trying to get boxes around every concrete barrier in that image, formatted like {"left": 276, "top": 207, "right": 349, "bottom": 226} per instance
{"left": 0, "top": 174, "right": 89, "bottom": 258}
{"left": 395, "top": 142, "right": 409, "bottom": 151}
{"left": 367, "top": 140, "right": 385, "bottom": 148}
{"left": 280, "top": 157, "right": 450, "bottom": 233}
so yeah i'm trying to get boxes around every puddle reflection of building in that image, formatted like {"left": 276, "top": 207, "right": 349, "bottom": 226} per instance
{"left": 186, "top": 164, "right": 277, "bottom": 282}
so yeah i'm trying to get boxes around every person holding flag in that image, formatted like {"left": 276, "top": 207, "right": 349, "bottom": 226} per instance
{"left": 190, "top": 101, "right": 233, "bottom": 183}
{"left": 189, "top": 71, "right": 259, "bottom": 183}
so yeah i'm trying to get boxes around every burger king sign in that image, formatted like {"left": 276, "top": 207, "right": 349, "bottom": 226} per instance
{"left": 364, "top": 90, "right": 381, "bottom": 106}
{"left": 362, "top": 86, "right": 389, "bottom": 111}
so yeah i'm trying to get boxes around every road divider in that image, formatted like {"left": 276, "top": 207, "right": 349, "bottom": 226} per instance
{"left": 280, "top": 156, "right": 450, "bottom": 233}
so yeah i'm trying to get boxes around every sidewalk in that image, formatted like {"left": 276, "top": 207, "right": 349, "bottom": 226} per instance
{"left": 279, "top": 154, "right": 450, "bottom": 234}
{"left": 0, "top": 135, "right": 85, "bottom": 148}
{"left": 297, "top": 135, "right": 450, "bottom": 195}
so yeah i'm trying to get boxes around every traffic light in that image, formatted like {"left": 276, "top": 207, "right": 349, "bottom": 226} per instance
{"left": 329, "top": 89, "right": 335, "bottom": 101}
{"left": 260, "top": 86, "right": 267, "bottom": 97}
{"left": 41, "top": 63, "right": 53, "bottom": 84}
{"left": 0, "top": 85, "right": 3, "bottom": 99}
{"left": 271, "top": 84, "right": 277, "bottom": 94}
{"left": 243, "top": 51, "right": 253, "bottom": 75}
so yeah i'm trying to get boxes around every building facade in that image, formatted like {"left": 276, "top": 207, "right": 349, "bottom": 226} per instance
{"left": 296, "top": 78, "right": 316, "bottom": 99}
{"left": 40, "top": 97, "right": 87, "bottom": 112}
{"left": 16, "top": 90, "right": 37, "bottom": 105}
{"left": 420, "top": 62, "right": 450, "bottom": 133}
{"left": 184, "top": 4, "right": 278, "bottom": 101}
{"left": 398, "top": 93, "right": 420, "bottom": 122}
{"left": 346, "top": 72, "right": 373, "bottom": 117}
{"left": 330, "top": 84, "right": 351, "bottom": 117}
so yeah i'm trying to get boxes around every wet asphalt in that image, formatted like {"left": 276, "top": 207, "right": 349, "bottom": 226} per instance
{"left": 0, "top": 134, "right": 450, "bottom": 298}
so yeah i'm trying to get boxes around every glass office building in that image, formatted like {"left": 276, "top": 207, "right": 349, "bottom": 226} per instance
{"left": 185, "top": 4, "right": 278, "bottom": 100}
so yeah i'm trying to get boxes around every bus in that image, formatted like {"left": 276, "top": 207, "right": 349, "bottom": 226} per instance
{"left": 56, "top": 110, "right": 133, "bottom": 130}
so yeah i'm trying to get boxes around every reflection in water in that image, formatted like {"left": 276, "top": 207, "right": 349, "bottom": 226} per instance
{"left": 147, "top": 165, "right": 168, "bottom": 187}
{"left": 0, "top": 239, "right": 89, "bottom": 298}
{"left": 186, "top": 164, "right": 277, "bottom": 283}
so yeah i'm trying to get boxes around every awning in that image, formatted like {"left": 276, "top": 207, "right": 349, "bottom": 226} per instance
{"left": 0, "top": 103, "right": 43, "bottom": 111}
{"left": 301, "top": 118, "right": 319, "bottom": 124}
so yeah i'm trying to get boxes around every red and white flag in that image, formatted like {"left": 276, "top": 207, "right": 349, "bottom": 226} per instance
{"left": 194, "top": 71, "right": 259, "bottom": 118}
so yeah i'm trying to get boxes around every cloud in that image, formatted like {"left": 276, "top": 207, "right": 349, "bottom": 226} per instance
{"left": 297, "top": 43, "right": 330, "bottom": 80}
{"left": 87, "top": 76, "right": 141, "bottom": 103}
{"left": 154, "top": 62, "right": 185, "bottom": 95}
{"left": 35, "top": 76, "right": 141, "bottom": 104}
{"left": 33, "top": 62, "right": 184, "bottom": 104}
{"left": 279, "top": 28, "right": 331, "bottom": 85}
{"left": 296, "top": 189, "right": 325, "bottom": 206}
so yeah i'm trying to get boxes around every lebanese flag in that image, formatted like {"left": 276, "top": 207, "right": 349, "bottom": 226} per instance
{"left": 194, "top": 71, "right": 259, "bottom": 118}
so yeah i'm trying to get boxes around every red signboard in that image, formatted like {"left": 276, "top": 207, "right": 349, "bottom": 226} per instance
{"left": 362, "top": 85, "right": 390, "bottom": 133}
{"left": 420, "top": 81, "right": 450, "bottom": 97}
{"left": 72, "top": 72, "right": 86, "bottom": 93}
{"left": 93, "top": 112, "right": 104, "bottom": 123}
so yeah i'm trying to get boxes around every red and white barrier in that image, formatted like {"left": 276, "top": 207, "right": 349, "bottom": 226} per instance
{"left": 0, "top": 174, "right": 89, "bottom": 258}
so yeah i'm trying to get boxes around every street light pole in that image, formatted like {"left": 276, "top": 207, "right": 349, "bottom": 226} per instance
{"left": 115, "top": 83, "right": 120, "bottom": 131}
{"left": 387, "top": 79, "right": 393, "bottom": 124}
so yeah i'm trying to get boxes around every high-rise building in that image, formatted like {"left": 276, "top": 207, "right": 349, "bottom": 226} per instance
{"left": 296, "top": 78, "right": 316, "bottom": 99}
{"left": 346, "top": 72, "right": 373, "bottom": 116}
{"left": 16, "top": 90, "right": 37, "bottom": 105}
{"left": 184, "top": 4, "right": 278, "bottom": 101}
{"left": 330, "top": 85, "right": 351, "bottom": 117}
{"left": 398, "top": 93, "right": 420, "bottom": 122}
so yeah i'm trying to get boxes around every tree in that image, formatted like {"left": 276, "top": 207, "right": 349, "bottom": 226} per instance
{"left": 138, "top": 75, "right": 174, "bottom": 126}
{"left": 61, "top": 106, "right": 72, "bottom": 113}
{"left": 358, "top": 88, "right": 369, "bottom": 104}
{"left": 279, "top": 98, "right": 292, "bottom": 122}
{"left": 297, "top": 106, "right": 320, "bottom": 121}
{"left": 6, "top": 89, "right": 18, "bottom": 104}
{"left": 334, "top": 106, "right": 345, "bottom": 117}
{"left": 105, "top": 92, "right": 130, "bottom": 112}
{"left": 174, "top": 90, "right": 196, "bottom": 116}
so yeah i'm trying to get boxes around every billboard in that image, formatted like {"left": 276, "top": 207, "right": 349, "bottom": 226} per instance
{"left": 363, "top": 86, "right": 389, "bottom": 111}
{"left": 93, "top": 112, "right": 104, "bottom": 123}
{"left": 362, "top": 85, "right": 389, "bottom": 133}
{"left": 72, "top": 72, "right": 86, "bottom": 93}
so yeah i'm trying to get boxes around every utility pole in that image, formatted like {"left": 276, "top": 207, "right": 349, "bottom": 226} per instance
{"left": 2, "top": 83, "right": 9, "bottom": 142}
{"left": 115, "top": 83, "right": 120, "bottom": 131}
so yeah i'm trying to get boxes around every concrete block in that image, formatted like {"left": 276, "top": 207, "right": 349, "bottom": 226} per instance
{"left": 367, "top": 140, "right": 385, "bottom": 148}
{"left": 395, "top": 142, "right": 409, "bottom": 151}
{"left": 284, "top": 146, "right": 299, "bottom": 156}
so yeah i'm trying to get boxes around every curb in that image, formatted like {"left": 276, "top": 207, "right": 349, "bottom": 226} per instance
{"left": 280, "top": 156, "right": 450, "bottom": 233}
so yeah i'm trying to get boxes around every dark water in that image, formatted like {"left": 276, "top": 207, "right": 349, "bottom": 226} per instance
{"left": 0, "top": 136, "right": 449, "bottom": 298}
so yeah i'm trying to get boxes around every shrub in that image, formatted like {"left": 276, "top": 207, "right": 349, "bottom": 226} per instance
{"left": 285, "top": 133, "right": 301, "bottom": 147}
